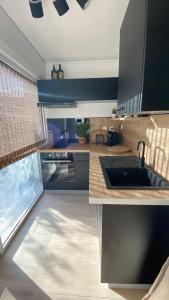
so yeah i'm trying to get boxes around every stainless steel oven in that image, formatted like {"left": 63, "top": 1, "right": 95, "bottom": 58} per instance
{"left": 40, "top": 152, "right": 76, "bottom": 190}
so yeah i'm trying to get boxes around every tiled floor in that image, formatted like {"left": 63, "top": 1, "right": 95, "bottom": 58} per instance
{"left": 0, "top": 191, "right": 147, "bottom": 300}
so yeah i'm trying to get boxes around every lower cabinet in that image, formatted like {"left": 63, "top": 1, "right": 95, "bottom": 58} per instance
{"left": 101, "top": 205, "right": 169, "bottom": 285}
{"left": 74, "top": 153, "right": 89, "bottom": 190}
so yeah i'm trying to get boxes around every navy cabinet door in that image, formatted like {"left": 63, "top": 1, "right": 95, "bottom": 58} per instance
{"left": 142, "top": 0, "right": 169, "bottom": 112}
{"left": 37, "top": 78, "right": 118, "bottom": 104}
{"left": 118, "top": 0, "right": 146, "bottom": 115}
{"left": 118, "top": 0, "right": 169, "bottom": 115}
{"left": 101, "top": 205, "right": 169, "bottom": 284}
{"left": 74, "top": 153, "right": 89, "bottom": 190}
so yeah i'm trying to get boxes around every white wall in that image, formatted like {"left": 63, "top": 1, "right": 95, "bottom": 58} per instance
{"left": 46, "top": 60, "right": 119, "bottom": 79}
{"left": 0, "top": 8, "right": 46, "bottom": 80}
{"left": 45, "top": 101, "right": 117, "bottom": 118}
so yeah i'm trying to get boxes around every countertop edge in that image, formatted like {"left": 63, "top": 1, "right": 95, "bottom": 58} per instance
{"left": 38, "top": 149, "right": 90, "bottom": 153}
{"left": 89, "top": 197, "right": 169, "bottom": 206}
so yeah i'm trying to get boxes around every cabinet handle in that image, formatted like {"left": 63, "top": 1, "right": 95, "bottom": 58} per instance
{"left": 42, "top": 160, "right": 72, "bottom": 163}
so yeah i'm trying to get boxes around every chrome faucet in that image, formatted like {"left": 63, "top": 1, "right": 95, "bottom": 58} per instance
{"left": 137, "top": 141, "right": 145, "bottom": 168}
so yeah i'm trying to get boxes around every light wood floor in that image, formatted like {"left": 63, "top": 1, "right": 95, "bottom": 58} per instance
{"left": 0, "top": 191, "right": 147, "bottom": 300}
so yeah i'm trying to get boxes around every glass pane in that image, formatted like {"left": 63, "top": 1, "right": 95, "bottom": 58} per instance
{"left": 0, "top": 152, "right": 43, "bottom": 244}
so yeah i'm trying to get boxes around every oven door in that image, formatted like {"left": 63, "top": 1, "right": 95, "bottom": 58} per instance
{"left": 41, "top": 158, "right": 76, "bottom": 190}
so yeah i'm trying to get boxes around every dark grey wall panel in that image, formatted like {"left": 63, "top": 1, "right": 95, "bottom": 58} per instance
{"left": 38, "top": 78, "right": 118, "bottom": 104}
{"left": 101, "top": 205, "right": 169, "bottom": 284}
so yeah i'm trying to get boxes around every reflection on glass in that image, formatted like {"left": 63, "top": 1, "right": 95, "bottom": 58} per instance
{"left": 0, "top": 152, "right": 43, "bottom": 244}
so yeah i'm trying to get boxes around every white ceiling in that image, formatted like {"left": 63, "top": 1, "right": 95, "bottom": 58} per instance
{"left": 0, "top": 0, "right": 129, "bottom": 62}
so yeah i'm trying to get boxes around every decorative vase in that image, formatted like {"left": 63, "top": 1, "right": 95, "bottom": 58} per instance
{"left": 79, "top": 137, "right": 86, "bottom": 145}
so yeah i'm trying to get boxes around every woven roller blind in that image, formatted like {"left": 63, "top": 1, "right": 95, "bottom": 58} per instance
{"left": 0, "top": 61, "right": 46, "bottom": 168}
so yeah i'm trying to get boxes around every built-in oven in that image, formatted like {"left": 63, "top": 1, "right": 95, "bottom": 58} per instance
{"left": 40, "top": 152, "right": 76, "bottom": 190}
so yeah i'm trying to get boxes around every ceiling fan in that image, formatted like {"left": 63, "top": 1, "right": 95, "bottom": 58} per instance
{"left": 29, "top": 0, "right": 90, "bottom": 18}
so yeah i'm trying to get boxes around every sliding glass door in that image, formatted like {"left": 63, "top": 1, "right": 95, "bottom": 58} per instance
{"left": 0, "top": 152, "right": 43, "bottom": 249}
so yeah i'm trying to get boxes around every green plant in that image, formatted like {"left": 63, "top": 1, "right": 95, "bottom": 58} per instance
{"left": 76, "top": 123, "right": 89, "bottom": 137}
{"left": 112, "top": 108, "right": 117, "bottom": 114}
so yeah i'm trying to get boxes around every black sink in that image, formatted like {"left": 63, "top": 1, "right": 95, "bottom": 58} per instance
{"left": 106, "top": 167, "right": 151, "bottom": 187}
{"left": 99, "top": 156, "right": 169, "bottom": 190}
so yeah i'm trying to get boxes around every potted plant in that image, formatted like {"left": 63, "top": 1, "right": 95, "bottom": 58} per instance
{"left": 76, "top": 123, "right": 89, "bottom": 145}
{"left": 112, "top": 108, "right": 117, "bottom": 118}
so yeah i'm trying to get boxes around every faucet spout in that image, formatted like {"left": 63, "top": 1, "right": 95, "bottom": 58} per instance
{"left": 137, "top": 141, "right": 145, "bottom": 168}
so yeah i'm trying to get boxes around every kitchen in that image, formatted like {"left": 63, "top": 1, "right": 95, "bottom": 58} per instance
{"left": 0, "top": 1, "right": 169, "bottom": 300}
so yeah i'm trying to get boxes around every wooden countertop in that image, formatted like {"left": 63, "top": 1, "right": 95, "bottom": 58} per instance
{"left": 38, "top": 144, "right": 169, "bottom": 205}
{"left": 39, "top": 143, "right": 129, "bottom": 154}
{"left": 39, "top": 143, "right": 90, "bottom": 153}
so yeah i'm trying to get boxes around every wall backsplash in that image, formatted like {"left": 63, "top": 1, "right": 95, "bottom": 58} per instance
{"left": 90, "top": 115, "right": 169, "bottom": 181}
{"left": 89, "top": 117, "right": 119, "bottom": 132}
{"left": 121, "top": 115, "right": 169, "bottom": 181}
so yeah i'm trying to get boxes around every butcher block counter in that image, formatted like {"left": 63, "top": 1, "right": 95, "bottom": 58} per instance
{"left": 39, "top": 143, "right": 169, "bottom": 205}
{"left": 39, "top": 143, "right": 131, "bottom": 154}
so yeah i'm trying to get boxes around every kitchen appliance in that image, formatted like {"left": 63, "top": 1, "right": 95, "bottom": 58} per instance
{"left": 90, "top": 130, "right": 107, "bottom": 144}
{"left": 40, "top": 152, "right": 76, "bottom": 190}
{"left": 106, "top": 131, "right": 119, "bottom": 146}
{"left": 40, "top": 152, "right": 89, "bottom": 190}
{"left": 96, "top": 134, "right": 105, "bottom": 145}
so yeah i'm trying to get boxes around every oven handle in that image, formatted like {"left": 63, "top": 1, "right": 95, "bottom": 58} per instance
{"left": 42, "top": 160, "right": 72, "bottom": 163}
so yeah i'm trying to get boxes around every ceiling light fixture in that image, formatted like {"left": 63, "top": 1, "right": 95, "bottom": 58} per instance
{"left": 29, "top": 0, "right": 44, "bottom": 18}
{"left": 76, "top": 0, "right": 89, "bottom": 10}
{"left": 53, "top": 0, "right": 69, "bottom": 16}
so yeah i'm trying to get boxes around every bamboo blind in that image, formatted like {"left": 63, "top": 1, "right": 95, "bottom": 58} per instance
{"left": 0, "top": 61, "right": 45, "bottom": 168}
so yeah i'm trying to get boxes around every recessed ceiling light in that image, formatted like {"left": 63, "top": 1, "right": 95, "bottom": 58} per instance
{"left": 76, "top": 0, "right": 89, "bottom": 10}
{"left": 53, "top": 0, "right": 69, "bottom": 16}
{"left": 29, "top": 0, "right": 44, "bottom": 18}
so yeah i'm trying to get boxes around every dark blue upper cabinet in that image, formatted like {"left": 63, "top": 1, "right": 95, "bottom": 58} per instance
{"left": 118, "top": 0, "right": 169, "bottom": 115}
{"left": 37, "top": 78, "right": 118, "bottom": 105}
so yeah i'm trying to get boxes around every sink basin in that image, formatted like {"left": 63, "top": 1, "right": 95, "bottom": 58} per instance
{"left": 106, "top": 167, "right": 151, "bottom": 187}
{"left": 99, "top": 156, "right": 169, "bottom": 190}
